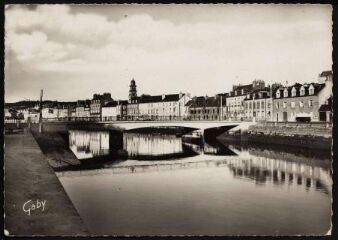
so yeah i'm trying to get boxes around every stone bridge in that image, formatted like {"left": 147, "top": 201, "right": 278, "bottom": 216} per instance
{"left": 38, "top": 120, "right": 256, "bottom": 135}
{"left": 98, "top": 120, "right": 255, "bottom": 132}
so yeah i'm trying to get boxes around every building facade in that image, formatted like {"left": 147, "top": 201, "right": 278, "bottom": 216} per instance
{"left": 126, "top": 79, "right": 191, "bottom": 120}
{"left": 90, "top": 93, "right": 113, "bottom": 120}
{"left": 75, "top": 100, "right": 91, "bottom": 118}
{"left": 272, "top": 71, "right": 332, "bottom": 122}
{"left": 226, "top": 80, "right": 265, "bottom": 121}
{"left": 23, "top": 109, "right": 40, "bottom": 123}
{"left": 102, "top": 101, "right": 118, "bottom": 121}
{"left": 116, "top": 100, "right": 128, "bottom": 120}
{"left": 137, "top": 93, "right": 191, "bottom": 120}
{"left": 244, "top": 87, "right": 272, "bottom": 122}
{"left": 187, "top": 95, "right": 225, "bottom": 121}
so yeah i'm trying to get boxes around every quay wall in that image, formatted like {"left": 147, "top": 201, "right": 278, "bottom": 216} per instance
{"left": 219, "top": 122, "right": 332, "bottom": 151}
{"left": 4, "top": 129, "right": 89, "bottom": 235}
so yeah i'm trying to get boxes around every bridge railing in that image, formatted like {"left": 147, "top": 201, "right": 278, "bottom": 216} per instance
{"left": 41, "top": 115, "right": 237, "bottom": 123}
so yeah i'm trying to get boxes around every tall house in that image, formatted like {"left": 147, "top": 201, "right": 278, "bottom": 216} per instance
{"left": 90, "top": 93, "right": 113, "bottom": 119}
{"left": 226, "top": 80, "right": 265, "bottom": 120}
{"left": 243, "top": 87, "right": 272, "bottom": 122}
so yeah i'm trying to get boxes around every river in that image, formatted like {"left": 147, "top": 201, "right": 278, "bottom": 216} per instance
{"left": 56, "top": 129, "right": 332, "bottom": 236}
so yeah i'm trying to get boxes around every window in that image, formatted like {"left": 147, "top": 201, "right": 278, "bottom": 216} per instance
{"left": 276, "top": 90, "right": 281, "bottom": 98}
{"left": 291, "top": 87, "right": 297, "bottom": 97}
{"left": 257, "top": 102, "right": 260, "bottom": 109}
{"left": 308, "top": 100, "right": 313, "bottom": 107}
{"left": 276, "top": 102, "right": 279, "bottom": 109}
{"left": 262, "top": 101, "right": 265, "bottom": 108}
{"left": 300, "top": 86, "right": 305, "bottom": 96}
{"left": 283, "top": 102, "right": 287, "bottom": 108}
{"left": 283, "top": 89, "right": 288, "bottom": 97}
{"left": 309, "top": 85, "right": 314, "bottom": 95}
{"left": 300, "top": 101, "right": 304, "bottom": 108}
{"left": 291, "top": 102, "right": 295, "bottom": 108}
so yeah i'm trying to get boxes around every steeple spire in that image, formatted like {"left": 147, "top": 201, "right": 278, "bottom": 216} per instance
{"left": 129, "top": 78, "right": 137, "bottom": 101}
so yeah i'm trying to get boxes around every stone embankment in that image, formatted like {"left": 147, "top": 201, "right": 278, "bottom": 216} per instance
{"left": 4, "top": 129, "right": 89, "bottom": 236}
{"left": 219, "top": 122, "right": 332, "bottom": 150}
{"left": 30, "top": 124, "right": 81, "bottom": 169}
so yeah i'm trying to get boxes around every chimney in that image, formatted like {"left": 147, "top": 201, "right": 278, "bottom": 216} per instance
{"left": 179, "top": 92, "right": 183, "bottom": 99}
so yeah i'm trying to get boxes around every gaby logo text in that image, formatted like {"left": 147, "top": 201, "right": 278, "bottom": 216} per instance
{"left": 22, "top": 200, "right": 46, "bottom": 216}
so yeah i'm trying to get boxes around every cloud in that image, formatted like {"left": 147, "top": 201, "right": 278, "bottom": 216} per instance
{"left": 4, "top": 4, "right": 332, "bottom": 102}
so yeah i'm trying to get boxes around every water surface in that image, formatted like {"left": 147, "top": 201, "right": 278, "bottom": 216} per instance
{"left": 56, "top": 130, "right": 331, "bottom": 236}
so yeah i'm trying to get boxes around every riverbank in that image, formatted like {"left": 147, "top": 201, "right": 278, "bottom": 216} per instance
{"left": 4, "top": 129, "right": 89, "bottom": 236}
{"left": 30, "top": 124, "right": 81, "bottom": 170}
{"left": 218, "top": 122, "right": 332, "bottom": 151}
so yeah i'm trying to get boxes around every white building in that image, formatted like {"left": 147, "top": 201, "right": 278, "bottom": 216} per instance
{"left": 42, "top": 107, "right": 58, "bottom": 119}
{"left": 23, "top": 110, "right": 40, "bottom": 123}
{"left": 76, "top": 106, "right": 90, "bottom": 118}
{"left": 102, "top": 102, "right": 118, "bottom": 121}
{"left": 137, "top": 93, "right": 191, "bottom": 120}
{"left": 4, "top": 108, "right": 12, "bottom": 119}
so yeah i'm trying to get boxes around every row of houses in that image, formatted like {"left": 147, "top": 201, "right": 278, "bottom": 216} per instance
{"left": 186, "top": 70, "right": 332, "bottom": 122}
{"left": 11, "top": 70, "right": 332, "bottom": 123}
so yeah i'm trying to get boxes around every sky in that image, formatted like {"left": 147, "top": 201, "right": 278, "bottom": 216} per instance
{"left": 5, "top": 4, "right": 332, "bottom": 102}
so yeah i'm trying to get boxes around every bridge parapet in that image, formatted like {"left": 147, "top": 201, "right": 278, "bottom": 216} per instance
{"left": 100, "top": 120, "right": 250, "bottom": 133}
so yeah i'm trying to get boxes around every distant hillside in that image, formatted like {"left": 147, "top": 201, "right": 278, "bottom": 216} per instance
{"left": 5, "top": 100, "right": 77, "bottom": 109}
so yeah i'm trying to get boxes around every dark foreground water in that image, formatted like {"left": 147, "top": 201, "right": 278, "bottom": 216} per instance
{"left": 56, "top": 130, "right": 332, "bottom": 236}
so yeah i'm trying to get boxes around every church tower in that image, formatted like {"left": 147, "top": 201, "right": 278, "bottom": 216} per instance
{"left": 129, "top": 78, "right": 137, "bottom": 101}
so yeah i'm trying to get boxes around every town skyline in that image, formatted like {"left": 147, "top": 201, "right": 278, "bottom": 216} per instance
{"left": 5, "top": 4, "right": 332, "bottom": 102}
{"left": 5, "top": 71, "right": 331, "bottom": 104}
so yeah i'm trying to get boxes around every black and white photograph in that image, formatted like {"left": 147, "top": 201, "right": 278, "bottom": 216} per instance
{"left": 3, "top": 3, "right": 333, "bottom": 236}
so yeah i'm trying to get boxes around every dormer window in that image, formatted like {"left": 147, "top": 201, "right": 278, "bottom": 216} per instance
{"left": 283, "top": 88, "right": 288, "bottom": 98}
{"left": 300, "top": 86, "right": 305, "bottom": 96}
{"left": 235, "top": 91, "right": 237, "bottom": 96}
{"left": 276, "top": 90, "right": 281, "bottom": 98}
{"left": 309, "top": 85, "right": 314, "bottom": 95}
{"left": 241, "top": 89, "right": 244, "bottom": 95}
{"left": 291, "top": 87, "right": 297, "bottom": 97}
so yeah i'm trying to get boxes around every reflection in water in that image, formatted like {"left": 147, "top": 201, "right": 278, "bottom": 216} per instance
{"left": 62, "top": 129, "right": 332, "bottom": 236}
{"left": 225, "top": 155, "right": 330, "bottom": 195}
{"left": 69, "top": 130, "right": 238, "bottom": 161}
{"left": 69, "top": 130, "right": 110, "bottom": 159}
{"left": 123, "top": 133, "right": 183, "bottom": 158}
